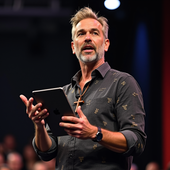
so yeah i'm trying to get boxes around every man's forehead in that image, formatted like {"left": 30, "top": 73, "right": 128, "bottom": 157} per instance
{"left": 76, "top": 18, "right": 102, "bottom": 31}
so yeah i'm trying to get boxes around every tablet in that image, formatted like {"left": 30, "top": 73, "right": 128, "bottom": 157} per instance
{"left": 32, "top": 87, "right": 75, "bottom": 137}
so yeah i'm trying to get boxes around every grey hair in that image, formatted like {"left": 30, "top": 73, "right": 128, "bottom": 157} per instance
{"left": 70, "top": 7, "right": 109, "bottom": 40}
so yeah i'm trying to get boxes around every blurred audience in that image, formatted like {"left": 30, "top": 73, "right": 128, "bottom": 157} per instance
{"left": 43, "top": 158, "right": 56, "bottom": 170}
{"left": 130, "top": 163, "right": 138, "bottom": 170}
{"left": 0, "top": 154, "right": 5, "bottom": 167}
{"left": 145, "top": 161, "right": 160, "bottom": 170}
{"left": 7, "top": 152, "right": 23, "bottom": 170}
{"left": 0, "top": 164, "right": 11, "bottom": 170}
{"left": 0, "top": 144, "right": 5, "bottom": 155}
{"left": 0, "top": 134, "right": 57, "bottom": 170}
{"left": 23, "top": 144, "right": 39, "bottom": 170}
{"left": 3, "top": 135, "right": 16, "bottom": 156}
{"left": 32, "top": 162, "right": 48, "bottom": 170}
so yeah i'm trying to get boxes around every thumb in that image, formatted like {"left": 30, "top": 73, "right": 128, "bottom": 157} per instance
{"left": 76, "top": 106, "right": 85, "bottom": 118}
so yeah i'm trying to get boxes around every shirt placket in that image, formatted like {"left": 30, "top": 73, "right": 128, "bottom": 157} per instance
{"left": 66, "top": 136, "right": 76, "bottom": 170}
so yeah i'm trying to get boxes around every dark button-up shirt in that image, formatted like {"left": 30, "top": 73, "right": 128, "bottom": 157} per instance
{"left": 33, "top": 62, "right": 147, "bottom": 170}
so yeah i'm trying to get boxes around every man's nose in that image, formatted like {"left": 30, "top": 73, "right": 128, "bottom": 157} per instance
{"left": 85, "top": 33, "right": 92, "bottom": 42}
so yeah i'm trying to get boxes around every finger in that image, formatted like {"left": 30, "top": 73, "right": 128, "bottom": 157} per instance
{"left": 27, "top": 97, "right": 34, "bottom": 113}
{"left": 59, "top": 122, "right": 82, "bottom": 129}
{"left": 64, "top": 128, "right": 80, "bottom": 135}
{"left": 66, "top": 128, "right": 82, "bottom": 134}
{"left": 20, "top": 94, "right": 28, "bottom": 106}
{"left": 76, "top": 106, "right": 86, "bottom": 118}
{"left": 61, "top": 116, "right": 80, "bottom": 124}
{"left": 28, "top": 103, "right": 42, "bottom": 118}
{"left": 40, "top": 112, "right": 49, "bottom": 119}
{"left": 34, "top": 109, "right": 48, "bottom": 120}
{"left": 20, "top": 95, "right": 34, "bottom": 114}
{"left": 33, "top": 116, "right": 46, "bottom": 125}
{"left": 20, "top": 94, "right": 35, "bottom": 114}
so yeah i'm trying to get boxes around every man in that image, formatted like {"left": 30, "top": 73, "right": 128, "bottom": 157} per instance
{"left": 130, "top": 163, "right": 138, "bottom": 170}
{"left": 0, "top": 164, "right": 11, "bottom": 170}
{"left": 32, "top": 162, "right": 48, "bottom": 170}
{"left": 20, "top": 7, "right": 146, "bottom": 170}
{"left": 145, "top": 162, "right": 160, "bottom": 170}
{"left": 7, "top": 152, "right": 23, "bottom": 170}
{"left": 3, "top": 134, "right": 16, "bottom": 155}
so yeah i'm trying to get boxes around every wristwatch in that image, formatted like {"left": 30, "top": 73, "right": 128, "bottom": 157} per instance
{"left": 92, "top": 127, "right": 103, "bottom": 142}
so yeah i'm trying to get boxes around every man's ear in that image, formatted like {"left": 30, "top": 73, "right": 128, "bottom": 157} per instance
{"left": 104, "top": 39, "right": 110, "bottom": 52}
{"left": 71, "top": 41, "right": 75, "bottom": 54}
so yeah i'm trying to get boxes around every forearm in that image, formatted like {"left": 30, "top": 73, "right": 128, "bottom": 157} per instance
{"left": 98, "top": 128, "right": 128, "bottom": 153}
{"left": 34, "top": 124, "right": 52, "bottom": 152}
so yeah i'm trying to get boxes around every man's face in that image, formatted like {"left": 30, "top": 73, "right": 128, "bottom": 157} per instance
{"left": 71, "top": 18, "right": 109, "bottom": 64}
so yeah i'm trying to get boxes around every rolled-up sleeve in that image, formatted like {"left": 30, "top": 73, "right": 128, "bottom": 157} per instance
{"left": 121, "top": 129, "right": 146, "bottom": 157}
{"left": 32, "top": 124, "right": 58, "bottom": 161}
{"left": 115, "top": 75, "right": 147, "bottom": 157}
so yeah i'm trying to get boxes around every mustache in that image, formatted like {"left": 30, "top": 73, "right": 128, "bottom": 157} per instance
{"left": 81, "top": 43, "right": 96, "bottom": 51}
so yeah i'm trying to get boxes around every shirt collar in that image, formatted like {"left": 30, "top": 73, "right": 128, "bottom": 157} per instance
{"left": 93, "top": 62, "right": 111, "bottom": 78}
{"left": 71, "top": 62, "right": 111, "bottom": 86}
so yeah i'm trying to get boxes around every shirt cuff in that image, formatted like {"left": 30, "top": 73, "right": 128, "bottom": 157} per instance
{"left": 32, "top": 136, "right": 58, "bottom": 161}
{"left": 120, "top": 130, "right": 138, "bottom": 156}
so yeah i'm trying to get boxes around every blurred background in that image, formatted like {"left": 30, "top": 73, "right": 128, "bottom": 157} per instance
{"left": 0, "top": 0, "right": 169, "bottom": 170}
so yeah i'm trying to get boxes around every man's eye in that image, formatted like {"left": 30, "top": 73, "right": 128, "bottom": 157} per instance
{"left": 93, "top": 32, "right": 98, "bottom": 35}
{"left": 77, "top": 32, "right": 84, "bottom": 36}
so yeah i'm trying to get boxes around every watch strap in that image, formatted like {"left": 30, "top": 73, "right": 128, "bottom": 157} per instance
{"left": 92, "top": 127, "right": 103, "bottom": 142}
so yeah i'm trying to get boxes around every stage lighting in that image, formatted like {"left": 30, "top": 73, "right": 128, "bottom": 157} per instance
{"left": 104, "top": 0, "right": 120, "bottom": 10}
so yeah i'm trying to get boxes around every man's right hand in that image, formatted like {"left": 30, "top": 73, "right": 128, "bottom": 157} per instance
{"left": 20, "top": 94, "right": 52, "bottom": 151}
{"left": 20, "top": 94, "right": 49, "bottom": 126}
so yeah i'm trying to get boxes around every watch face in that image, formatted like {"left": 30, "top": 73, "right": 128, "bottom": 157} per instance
{"left": 96, "top": 132, "right": 103, "bottom": 141}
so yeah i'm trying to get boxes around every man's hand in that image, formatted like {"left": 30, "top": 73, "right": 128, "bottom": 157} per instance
{"left": 20, "top": 94, "right": 49, "bottom": 126}
{"left": 20, "top": 94, "right": 52, "bottom": 151}
{"left": 59, "top": 106, "right": 97, "bottom": 139}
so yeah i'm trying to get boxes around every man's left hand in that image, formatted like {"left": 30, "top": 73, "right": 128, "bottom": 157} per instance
{"left": 59, "top": 106, "right": 97, "bottom": 139}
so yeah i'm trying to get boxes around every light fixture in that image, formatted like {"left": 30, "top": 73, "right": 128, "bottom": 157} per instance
{"left": 104, "top": 0, "right": 120, "bottom": 10}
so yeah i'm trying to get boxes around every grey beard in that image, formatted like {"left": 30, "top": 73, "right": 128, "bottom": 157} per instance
{"left": 79, "top": 53, "right": 98, "bottom": 63}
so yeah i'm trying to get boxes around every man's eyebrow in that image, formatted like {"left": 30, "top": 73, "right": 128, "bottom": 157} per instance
{"left": 91, "top": 28, "right": 100, "bottom": 32}
{"left": 76, "top": 29, "right": 85, "bottom": 34}
{"left": 76, "top": 28, "right": 100, "bottom": 34}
